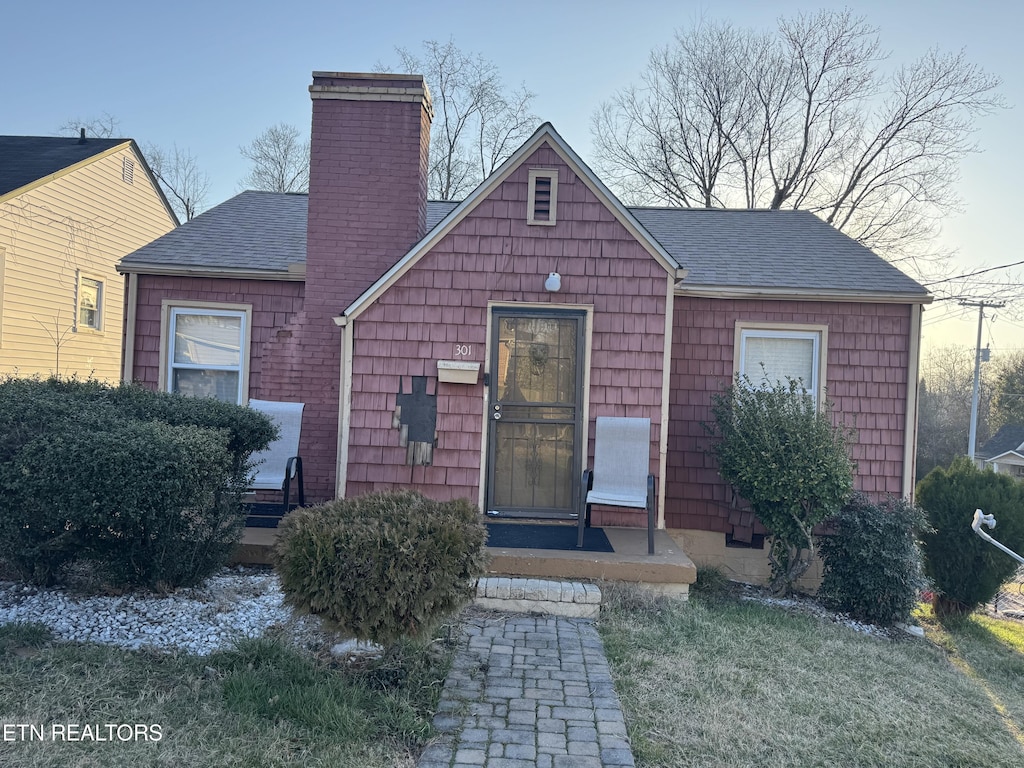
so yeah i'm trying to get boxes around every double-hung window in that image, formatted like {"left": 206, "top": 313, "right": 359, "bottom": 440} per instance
{"left": 735, "top": 323, "right": 827, "bottom": 405}
{"left": 163, "top": 304, "right": 250, "bottom": 404}
{"left": 77, "top": 275, "right": 103, "bottom": 331}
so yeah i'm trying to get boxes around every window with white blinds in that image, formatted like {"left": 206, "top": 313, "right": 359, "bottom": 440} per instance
{"left": 738, "top": 328, "right": 823, "bottom": 402}
{"left": 161, "top": 303, "right": 252, "bottom": 405}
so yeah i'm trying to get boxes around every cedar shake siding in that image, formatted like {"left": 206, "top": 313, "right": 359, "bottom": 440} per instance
{"left": 345, "top": 144, "right": 671, "bottom": 527}
{"left": 666, "top": 296, "right": 912, "bottom": 537}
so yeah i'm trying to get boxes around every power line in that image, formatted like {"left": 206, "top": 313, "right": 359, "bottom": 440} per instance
{"left": 925, "top": 264, "right": 1024, "bottom": 290}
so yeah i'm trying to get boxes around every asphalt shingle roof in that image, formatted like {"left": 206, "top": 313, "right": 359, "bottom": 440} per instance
{"left": 0, "top": 136, "right": 128, "bottom": 197}
{"left": 630, "top": 207, "right": 926, "bottom": 295}
{"left": 977, "top": 424, "right": 1024, "bottom": 460}
{"left": 118, "top": 192, "right": 928, "bottom": 298}
{"left": 119, "top": 191, "right": 308, "bottom": 273}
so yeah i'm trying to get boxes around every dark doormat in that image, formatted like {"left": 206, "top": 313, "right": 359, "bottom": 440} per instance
{"left": 245, "top": 503, "right": 292, "bottom": 528}
{"left": 485, "top": 522, "right": 614, "bottom": 553}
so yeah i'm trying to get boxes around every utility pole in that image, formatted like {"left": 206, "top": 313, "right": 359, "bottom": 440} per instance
{"left": 962, "top": 300, "right": 1004, "bottom": 461}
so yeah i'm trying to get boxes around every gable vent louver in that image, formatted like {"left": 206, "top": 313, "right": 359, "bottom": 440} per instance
{"left": 533, "top": 177, "right": 551, "bottom": 220}
{"left": 122, "top": 157, "right": 135, "bottom": 185}
{"left": 527, "top": 169, "right": 558, "bottom": 226}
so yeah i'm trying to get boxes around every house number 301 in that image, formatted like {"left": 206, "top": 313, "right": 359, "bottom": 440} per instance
{"left": 454, "top": 344, "right": 473, "bottom": 357}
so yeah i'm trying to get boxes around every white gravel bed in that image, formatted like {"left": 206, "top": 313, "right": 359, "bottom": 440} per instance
{"left": 0, "top": 566, "right": 329, "bottom": 656}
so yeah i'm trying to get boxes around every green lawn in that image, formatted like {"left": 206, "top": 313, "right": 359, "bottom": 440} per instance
{"left": 598, "top": 583, "right": 1024, "bottom": 768}
{"left": 0, "top": 622, "right": 453, "bottom": 767}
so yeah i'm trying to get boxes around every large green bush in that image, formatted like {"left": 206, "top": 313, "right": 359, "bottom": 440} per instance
{"left": 0, "top": 376, "right": 276, "bottom": 589}
{"left": 917, "top": 457, "right": 1024, "bottom": 617}
{"left": 275, "top": 491, "right": 489, "bottom": 645}
{"left": 708, "top": 377, "right": 855, "bottom": 595}
{"left": 0, "top": 376, "right": 275, "bottom": 473}
{"left": 818, "top": 494, "right": 929, "bottom": 626}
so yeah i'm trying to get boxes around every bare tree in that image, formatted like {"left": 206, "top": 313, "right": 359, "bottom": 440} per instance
{"left": 388, "top": 39, "right": 538, "bottom": 200}
{"left": 917, "top": 345, "right": 994, "bottom": 480}
{"left": 593, "top": 10, "right": 1003, "bottom": 272}
{"left": 145, "top": 143, "right": 211, "bottom": 222}
{"left": 238, "top": 124, "right": 310, "bottom": 193}
{"left": 57, "top": 113, "right": 121, "bottom": 139}
{"left": 990, "top": 351, "right": 1024, "bottom": 431}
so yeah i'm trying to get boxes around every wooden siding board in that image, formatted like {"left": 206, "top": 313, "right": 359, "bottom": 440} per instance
{"left": 665, "top": 296, "right": 913, "bottom": 533}
{"left": 0, "top": 148, "right": 175, "bottom": 380}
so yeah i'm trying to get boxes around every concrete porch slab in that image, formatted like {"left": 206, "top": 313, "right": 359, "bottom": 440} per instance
{"left": 485, "top": 527, "right": 696, "bottom": 597}
{"left": 232, "top": 524, "right": 697, "bottom": 597}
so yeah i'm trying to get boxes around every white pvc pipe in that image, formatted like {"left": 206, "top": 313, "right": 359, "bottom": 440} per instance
{"left": 972, "top": 509, "right": 1024, "bottom": 566}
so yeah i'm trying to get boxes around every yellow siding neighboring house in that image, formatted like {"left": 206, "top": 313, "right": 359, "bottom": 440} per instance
{"left": 0, "top": 141, "right": 176, "bottom": 381}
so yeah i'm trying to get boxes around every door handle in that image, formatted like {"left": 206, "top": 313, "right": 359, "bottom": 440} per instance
{"left": 491, "top": 403, "right": 502, "bottom": 420}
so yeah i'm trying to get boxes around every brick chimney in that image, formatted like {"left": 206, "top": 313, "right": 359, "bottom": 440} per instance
{"left": 305, "top": 72, "right": 433, "bottom": 317}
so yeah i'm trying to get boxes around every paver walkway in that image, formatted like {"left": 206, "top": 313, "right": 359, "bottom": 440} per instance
{"left": 417, "top": 611, "right": 635, "bottom": 768}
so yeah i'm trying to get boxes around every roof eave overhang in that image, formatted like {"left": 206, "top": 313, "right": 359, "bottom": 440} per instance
{"left": 673, "top": 283, "right": 933, "bottom": 305}
{"left": 983, "top": 450, "right": 1024, "bottom": 463}
{"left": 342, "top": 123, "right": 679, "bottom": 321}
{"left": 1, "top": 141, "right": 134, "bottom": 205}
{"left": 117, "top": 262, "right": 305, "bottom": 281}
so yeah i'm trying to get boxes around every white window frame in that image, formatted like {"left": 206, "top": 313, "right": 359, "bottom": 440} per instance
{"left": 76, "top": 272, "right": 104, "bottom": 332}
{"left": 159, "top": 300, "right": 252, "bottom": 405}
{"left": 733, "top": 322, "right": 828, "bottom": 405}
{"left": 527, "top": 168, "right": 558, "bottom": 226}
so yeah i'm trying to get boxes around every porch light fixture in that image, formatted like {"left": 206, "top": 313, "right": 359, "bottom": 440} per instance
{"left": 544, "top": 272, "right": 561, "bottom": 292}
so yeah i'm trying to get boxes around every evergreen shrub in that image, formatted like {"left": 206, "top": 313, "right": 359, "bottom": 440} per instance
{"left": 917, "top": 457, "right": 1024, "bottom": 617}
{"left": 818, "top": 493, "right": 929, "bottom": 625}
{"left": 275, "top": 490, "right": 489, "bottom": 645}
{"left": 0, "top": 376, "right": 276, "bottom": 589}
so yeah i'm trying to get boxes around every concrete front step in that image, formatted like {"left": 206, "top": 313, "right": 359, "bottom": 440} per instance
{"left": 474, "top": 577, "right": 602, "bottom": 618}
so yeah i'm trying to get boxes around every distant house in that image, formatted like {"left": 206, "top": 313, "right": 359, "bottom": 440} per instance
{"left": 976, "top": 425, "right": 1024, "bottom": 478}
{"left": 118, "top": 72, "right": 931, "bottom": 579}
{"left": 0, "top": 134, "right": 177, "bottom": 381}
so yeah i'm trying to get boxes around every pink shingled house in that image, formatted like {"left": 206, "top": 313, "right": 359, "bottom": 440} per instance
{"left": 118, "top": 72, "right": 930, "bottom": 577}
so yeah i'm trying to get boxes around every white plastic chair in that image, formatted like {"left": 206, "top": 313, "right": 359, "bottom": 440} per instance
{"left": 248, "top": 399, "right": 305, "bottom": 509}
{"left": 578, "top": 416, "right": 656, "bottom": 554}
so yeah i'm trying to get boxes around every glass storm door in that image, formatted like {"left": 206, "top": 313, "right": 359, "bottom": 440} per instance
{"left": 486, "top": 309, "right": 585, "bottom": 519}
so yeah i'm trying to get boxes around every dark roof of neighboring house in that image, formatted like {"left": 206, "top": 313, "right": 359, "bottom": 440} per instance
{"left": 0, "top": 135, "right": 128, "bottom": 197}
{"left": 118, "top": 191, "right": 928, "bottom": 297}
{"left": 977, "top": 424, "right": 1024, "bottom": 460}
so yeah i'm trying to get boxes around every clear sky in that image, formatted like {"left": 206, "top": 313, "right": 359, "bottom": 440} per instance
{"left": 4, "top": 0, "right": 1020, "bottom": 358}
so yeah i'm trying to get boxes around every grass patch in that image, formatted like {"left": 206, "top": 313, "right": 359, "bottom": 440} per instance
{"left": 598, "top": 584, "right": 1024, "bottom": 767}
{"left": 0, "top": 625, "right": 454, "bottom": 767}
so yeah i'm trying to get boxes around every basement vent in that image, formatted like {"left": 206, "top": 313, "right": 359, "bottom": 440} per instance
{"left": 527, "top": 169, "right": 558, "bottom": 226}
{"left": 122, "top": 157, "right": 135, "bottom": 185}
{"left": 726, "top": 532, "right": 766, "bottom": 549}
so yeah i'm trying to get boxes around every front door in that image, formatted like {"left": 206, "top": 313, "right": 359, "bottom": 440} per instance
{"left": 486, "top": 308, "right": 585, "bottom": 519}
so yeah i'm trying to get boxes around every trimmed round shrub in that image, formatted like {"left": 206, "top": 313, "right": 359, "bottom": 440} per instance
{"left": 275, "top": 491, "right": 489, "bottom": 645}
{"left": 0, "top": 376, "right": 277, "bottom": 475}
{"left": 917, "top": 457, "right": 1024, "bottom": 617}
{"left": 0, "top": 376, "right": 277, "bottom": 589}
{"left": 3, "top": 418, "right": 244, "bottom": 589}
{"left": 105, "top": 383, "right": 277, "bottom": 473}
{"left": 818, "top": 493, "right": 929, "bottom": 626}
